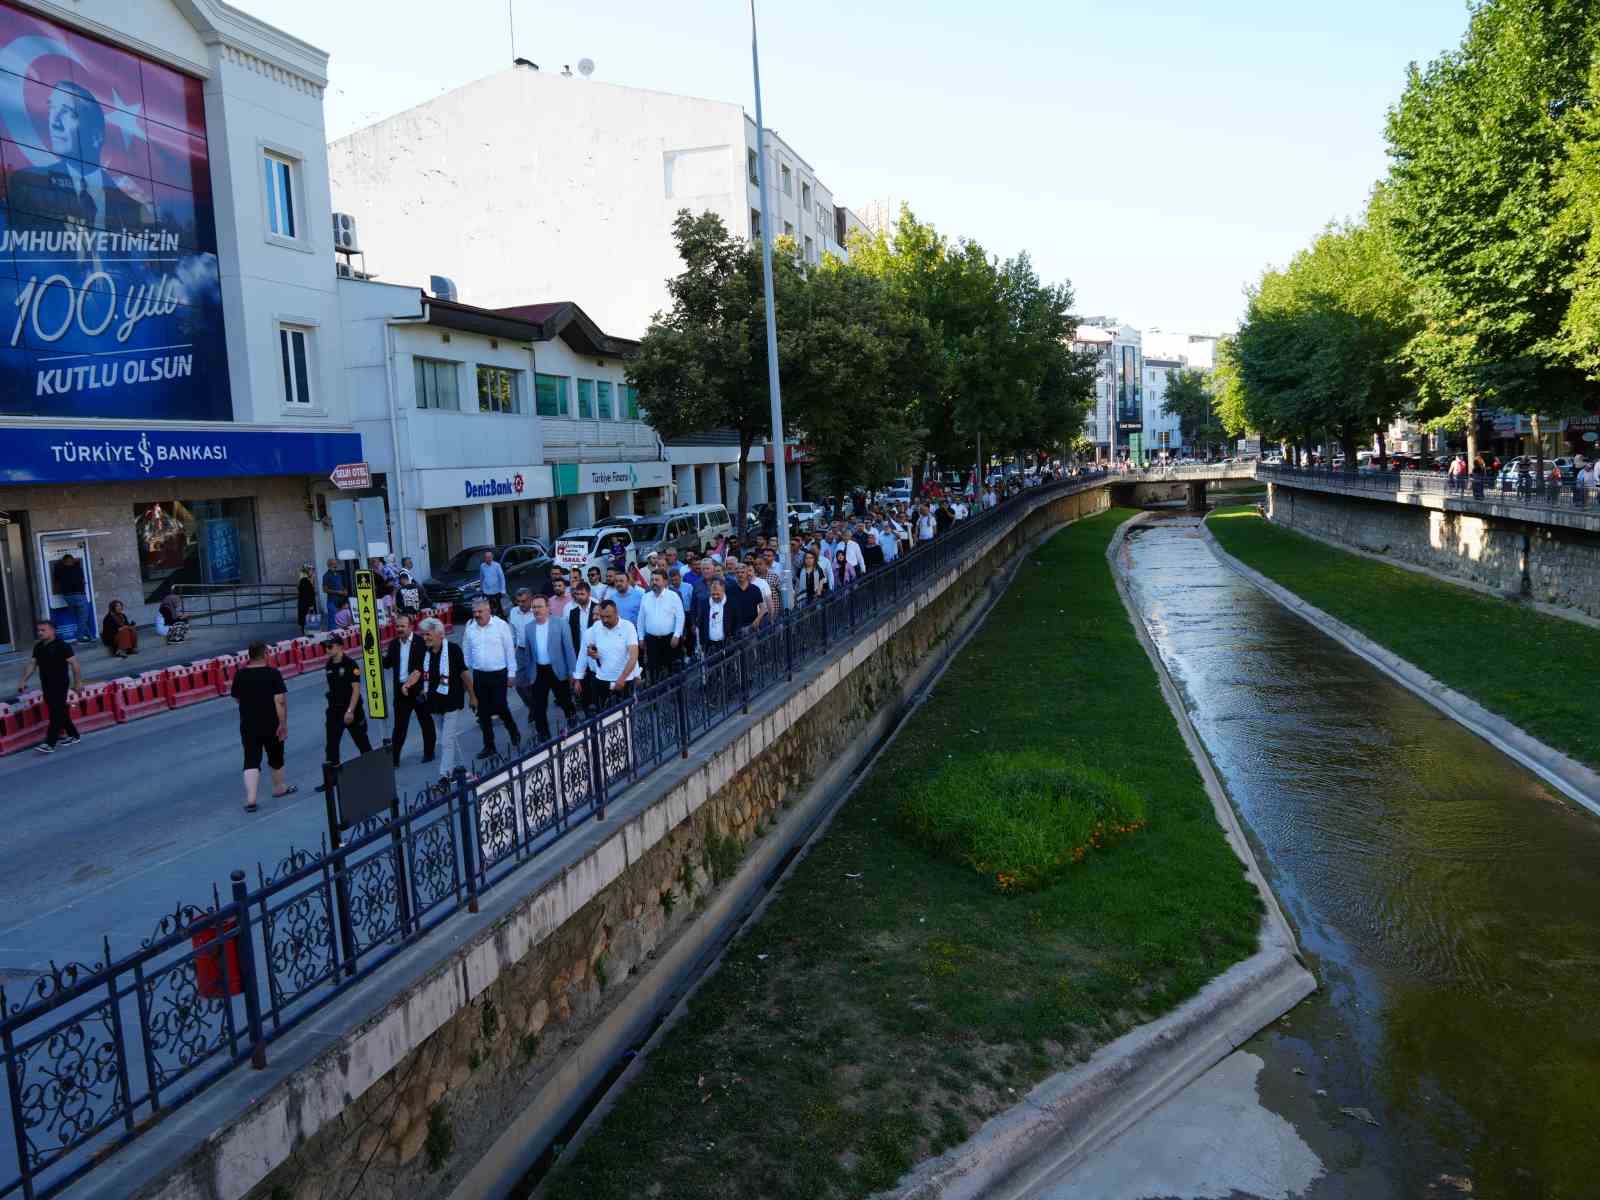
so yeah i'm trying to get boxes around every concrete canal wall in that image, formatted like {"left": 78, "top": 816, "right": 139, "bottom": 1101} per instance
{"left": 1265, "top": 480, "right": 1600, "bottom": 622}
{"left": 107, "top": 484, "right": 1111, "bottom": 1200}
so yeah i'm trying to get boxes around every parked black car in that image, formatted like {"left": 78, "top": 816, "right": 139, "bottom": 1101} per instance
{"left": 423, "top": 542, "right": 554, "bottom": 616}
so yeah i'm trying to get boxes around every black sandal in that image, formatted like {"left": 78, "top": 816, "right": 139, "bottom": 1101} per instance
{"left": 243, "top": 803, "right": 258, "bottom": 813}
{"left": 271, "top": 784, "right": 299, "bottom": 798}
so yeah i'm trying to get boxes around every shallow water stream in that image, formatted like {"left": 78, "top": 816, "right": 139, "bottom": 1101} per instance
{"left": 1121, "top": 515, "right": 1600, "bottom": 1200}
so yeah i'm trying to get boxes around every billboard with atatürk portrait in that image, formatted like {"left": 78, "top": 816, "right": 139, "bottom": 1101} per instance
{"left": 0, "top": 1, "right": 229, "bottom": 422}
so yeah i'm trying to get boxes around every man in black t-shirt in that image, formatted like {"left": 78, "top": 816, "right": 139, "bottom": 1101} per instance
{"left": 316, "top": 640, "right": 373, "bottom": 790}
{"left": 17, "top": 621, "right": 82, "bottom": 753}
{"left": 230, "top": 641, "right": 297, "bottom": 811}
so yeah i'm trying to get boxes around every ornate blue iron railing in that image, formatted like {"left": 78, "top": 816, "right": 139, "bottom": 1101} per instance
{"left": 0, "top": 472, "right": 1104, "bottom": 1200}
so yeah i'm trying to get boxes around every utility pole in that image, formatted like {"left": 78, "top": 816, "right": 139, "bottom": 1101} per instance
{"left": 749, "top": 0, "right": 791, "bottom": 609}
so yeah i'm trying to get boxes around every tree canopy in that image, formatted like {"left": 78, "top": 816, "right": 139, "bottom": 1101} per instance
{"left": 1228, "top": 0, "right": 1600, "bottom": 456}
{"left": 631, "top": 205, "right": 1095, "bottom": 510}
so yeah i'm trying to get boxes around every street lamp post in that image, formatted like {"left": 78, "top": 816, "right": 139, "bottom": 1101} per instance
{"left": 748, "top": 0, "right": 793, "bottom": 610}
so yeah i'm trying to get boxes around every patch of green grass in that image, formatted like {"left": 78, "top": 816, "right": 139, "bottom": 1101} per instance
{"left": 543, "top": 509, "right": 1261, "bottom": 1200}
{"left": 1209, "top": 505, "right": 1600, "bottom": 767}
{"left": 896, "top": 752, "right": 1146, "bottom": 892}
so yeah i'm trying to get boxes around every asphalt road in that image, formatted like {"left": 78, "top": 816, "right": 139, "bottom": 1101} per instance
{"left": 0, "top": 666, "right": 552, "bottom": 988}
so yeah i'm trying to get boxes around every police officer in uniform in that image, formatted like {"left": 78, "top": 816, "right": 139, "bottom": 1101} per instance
{"left": 315, "top": 639, "right": 373, "bottom": 791}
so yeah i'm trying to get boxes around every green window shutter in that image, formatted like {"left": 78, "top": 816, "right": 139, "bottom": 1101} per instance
{"left": 577, "top": 378, "right": 594, "bottom": 419}
{"left": 534, "top": 373, "right": 568, "bottom": 417}
{"left": 625, "top": 385, "right": 640, "bottom": 420}
{"left": 597, "top": 380, "right": 613, "bottom": 419}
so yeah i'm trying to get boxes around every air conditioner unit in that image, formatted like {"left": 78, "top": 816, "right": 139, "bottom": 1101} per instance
{"left": 335, "top": 260, "right": 354, "bottom": 278}
{"left": 331, "top": 211, "right": 359, "bottom": 253}
{"left": 429, "top": 275, "right": 459, "bottom": 302}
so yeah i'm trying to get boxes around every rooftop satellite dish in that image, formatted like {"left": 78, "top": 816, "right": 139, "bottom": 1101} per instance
{"left": 578, "top": 57, "right": 595, "bottom": 77}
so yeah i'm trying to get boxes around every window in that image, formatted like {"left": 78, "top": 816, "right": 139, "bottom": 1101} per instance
{"left": 780, "top": 163, "right": 792, "bottom": 196}
{"left": 413, "top": 357, "right": 460, "bottom": 410}
{"left": 134, "top": 498, "right": 260, "bottom": 601}
{"left": 804, "top": 235, "right": 815, "bottom": 263}
{"left": 747, "top": 148, "right": 759, "bottom": 185}
{"left": 597, "top": 380, "right": 614, "bottom": 419}
{"left": 478, "top": 365, "right": 524, "bottom": 414}
{"left": 784, "top": 221, "right": 794, "bottom": 239}
{"left": 278, "top": 325, "right": 312, "bottom": 406}
{"left": 577, "top": 377, "right": 595, "bottom": 419}
{"left": 801, "top": 181, "right": 811, "bottom": 212}
{"left": 750, "top": 208, "right": 761, "bottom": 240}
{"left": 624, "top": 384, "right": 640, "bottom": 419}
{"left": 262, "top": 152, "right": 297, "bottom": 238}
{"left": 532, "top": 372, "right": 567, "bottom": 416}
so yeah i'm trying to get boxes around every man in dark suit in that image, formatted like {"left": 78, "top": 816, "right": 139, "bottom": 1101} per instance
{"left": 8, "top": 82, "right": 150, "bottom": 232}
{"left": 383, "top": 612, "right": 434, "bottom": 766}
{"left": 419, "top": 616, "right": 473, "bottom": 782}
{"left": 567, "top": 580, "right": 598, "bottom": 657}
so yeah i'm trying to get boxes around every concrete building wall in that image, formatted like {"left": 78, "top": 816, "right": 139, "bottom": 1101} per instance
{"left": 327, "top": 69, "right": 751, "bottom": 339}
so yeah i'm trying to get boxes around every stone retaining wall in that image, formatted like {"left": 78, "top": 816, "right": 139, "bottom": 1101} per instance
{"left": 111, "top": 484, "right": 1109, "bottom": 1200}
{"left": 1266, "top": 482, "right": 1600, "bottom": 620}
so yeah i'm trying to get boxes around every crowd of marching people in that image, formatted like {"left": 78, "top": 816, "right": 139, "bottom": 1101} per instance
{"left": 18, "top": 477, "right": 1020, "bottom": 805}
{"left": 407, "top": 488, "right": 988, "bottom": 782}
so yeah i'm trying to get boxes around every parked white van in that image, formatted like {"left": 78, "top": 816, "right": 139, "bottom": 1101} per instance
{"left": 665, "top": 503, "right": 733, "bottom": 551}
{"left": 553, "top": 525, "right": 637, "bottom": 577}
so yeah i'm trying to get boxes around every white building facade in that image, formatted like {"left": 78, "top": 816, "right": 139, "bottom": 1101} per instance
{"left": 325, "top": 66, "right": 845, "bottom": 516}
{"left": 341, "top": 283, "right": 701, "bottom": 578}
{"left": 1074, "top": 320, "right": 1142, "bottom": 463}
{"left": 0, "top": 0, "right": 359, "bottom": 650}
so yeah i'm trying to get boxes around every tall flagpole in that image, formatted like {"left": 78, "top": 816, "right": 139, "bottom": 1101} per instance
{"left": 750, "top": 0, "right": 792, "bottom": 609}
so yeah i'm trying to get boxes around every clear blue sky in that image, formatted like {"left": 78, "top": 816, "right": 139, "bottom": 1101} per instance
{"left": 264, "top": 0, "right": 1473, "bottom": 335}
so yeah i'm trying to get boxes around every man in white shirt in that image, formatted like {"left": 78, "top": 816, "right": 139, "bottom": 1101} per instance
{"left": 462, "top": 597, "right": 521, "bottom": 759}
{"left": 838, "top": 529, "right": 867, "bottom": 577}
{"left": 637, "top": 568, "right": 686, "bottom": 683}
{"left": 953, "top": 499, "right": 969, "bottom": 521}
{"left": 876, "top": 522, "right": 899, "bottom": 563}
{"left": 521, "top": 594, "right": 578, "bottom": 740}
{"left": 916, "top": 504, "right": 937, "bottom": 542}
{"left": 587, "top": 565, "right": 614, "bottom": 605}
{"left": 573, "top": 599, "right": 642, "bottom": 712}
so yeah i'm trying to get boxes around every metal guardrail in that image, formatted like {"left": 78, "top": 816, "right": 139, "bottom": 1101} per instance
{"left": 1259, "top": 463, "right": 1600, "bottom": 514}
{"left": 170, "top": 583, "right": 300, "bottom": 628}
{"left": 0, "top": 472, "right": 1107, "bottom": 1200}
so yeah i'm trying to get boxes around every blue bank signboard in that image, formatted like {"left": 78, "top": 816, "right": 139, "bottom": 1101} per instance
{"left": 0, "top": 426, "right": 364, "bottom": 484}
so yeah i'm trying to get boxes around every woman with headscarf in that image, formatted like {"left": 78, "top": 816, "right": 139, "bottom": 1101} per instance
{"left": 296, "top": 565, "right": 316, "bottom": 633}
{"left": 100, "top": 599, "right": 138, "bottom": 658}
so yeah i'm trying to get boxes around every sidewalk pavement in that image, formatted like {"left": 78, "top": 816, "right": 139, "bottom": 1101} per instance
{"left": 1, "top": 619, "right": 306, "bottom": 702}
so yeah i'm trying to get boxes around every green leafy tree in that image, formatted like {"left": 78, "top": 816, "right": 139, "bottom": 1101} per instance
{"left": 1384, "top": 0, "right": 1600, "bottom": 441}
{"left": 779, "top": 258, "right": 933, "bottom": 499}
{"left": 1160, "top": 368, "right": 1225, "bottom": 458}
{"left": 850, "top": 207, "right": 1095, "bottom": 481}
{"left": 629, "top": 211, "right": 804, "bottom": 534}
{"left": 1227, "top": 211, "right": 1417, "bottom": 466}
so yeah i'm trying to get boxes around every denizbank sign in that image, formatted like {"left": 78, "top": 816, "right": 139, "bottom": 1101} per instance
{"left": 464, "top": 472, "right": 525, "bottom": 499}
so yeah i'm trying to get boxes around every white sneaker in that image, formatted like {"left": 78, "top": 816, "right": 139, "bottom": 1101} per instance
{"left": 60, "top": 735, "right": 81, "bottom": 746}
{"left": 34, "top": 743, "right": 55, "bottom": 754}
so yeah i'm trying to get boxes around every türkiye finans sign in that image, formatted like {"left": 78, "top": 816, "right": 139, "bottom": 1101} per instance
{"left": 0, "top": 1, "right": 231, "bottom": 422}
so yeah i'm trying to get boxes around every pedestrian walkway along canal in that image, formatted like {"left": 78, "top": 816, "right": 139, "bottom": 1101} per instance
{"left": 1120, "top": 515, "right": 1600, "bottom": 1200}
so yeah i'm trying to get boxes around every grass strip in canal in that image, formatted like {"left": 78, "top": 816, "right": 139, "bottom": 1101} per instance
{"left": 543, "top": 508, "right": 1263, "bottom": 1200}
{"left": 1209, "top": 505, "right": 1600, "bottom": 768}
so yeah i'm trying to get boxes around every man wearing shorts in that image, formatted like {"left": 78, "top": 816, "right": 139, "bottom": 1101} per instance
{"left": 230, "top": 640, "right": 297, "bottom": 811}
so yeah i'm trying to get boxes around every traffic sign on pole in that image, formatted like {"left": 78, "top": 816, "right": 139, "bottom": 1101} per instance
{"left": 330, "top": 462, "right": 372, "bottom": 490}
{"left": 353, "top": 570, "right": 387, "bottom": 719}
